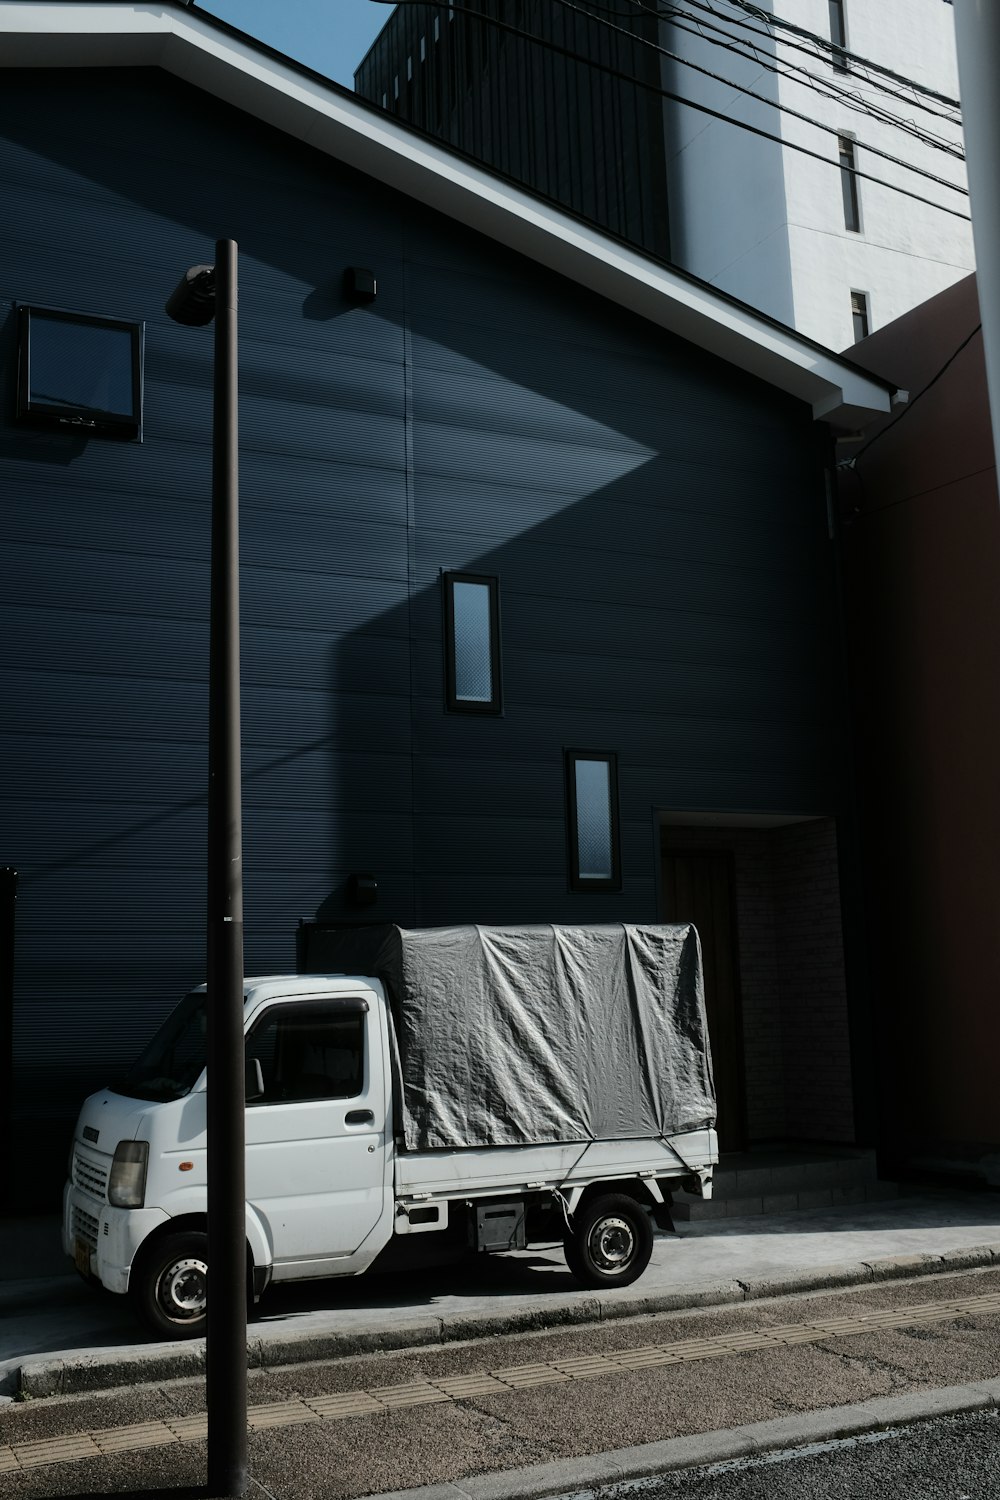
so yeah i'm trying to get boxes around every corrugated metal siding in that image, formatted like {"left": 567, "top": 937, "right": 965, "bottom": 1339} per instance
{"left": 1, "top": 68, "right": 848, "bottom": 1190}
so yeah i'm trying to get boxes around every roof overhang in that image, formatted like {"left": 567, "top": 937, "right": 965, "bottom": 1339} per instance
{"left": 0, "top": 1, "right": 896, "bottom": 426}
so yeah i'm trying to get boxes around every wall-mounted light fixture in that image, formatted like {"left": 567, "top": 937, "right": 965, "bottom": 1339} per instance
{"left": 345, "top": 267, "right": 377, "bottom": 304}
{"left": 348, "top": 872, "right": 379, "bottom": 907}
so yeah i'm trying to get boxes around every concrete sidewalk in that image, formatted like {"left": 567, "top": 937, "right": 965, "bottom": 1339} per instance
{"left": 4, "top": 1187, "right": 1000, "bottom": 1399}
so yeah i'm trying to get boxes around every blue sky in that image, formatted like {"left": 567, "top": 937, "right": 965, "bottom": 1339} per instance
{"left": 196, "top": 0, "right": 391, "bottom": 87}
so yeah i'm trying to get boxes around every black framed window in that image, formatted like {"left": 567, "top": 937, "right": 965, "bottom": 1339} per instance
{"left": 16, "top": 305, "right": 142, "bottom": 438}
{"left": 838, "top": 136, "right": 861, "bottom": 232}
{"left": 566, "top": 750, "right": 621, "bottom": 892}
{"left": 443, "top": 571, "right": 502, "bottom": 713}
{"left": 851, "top": 290, "right": 870, "bottom": 342}
{"left": 245, "top": 999, "right": 366, "bottom": 1105}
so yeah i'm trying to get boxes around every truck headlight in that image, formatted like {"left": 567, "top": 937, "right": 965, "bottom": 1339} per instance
{"left": 109, "top": 1141, "right": 148, "bottom": 1208}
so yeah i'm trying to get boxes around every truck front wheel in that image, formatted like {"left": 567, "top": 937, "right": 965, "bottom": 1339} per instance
{"left": 130, "top": 1231, "right": 209, "bottom": 1339}
{"left": 563, "top": 1194, "right": 653, "bottom": 1288}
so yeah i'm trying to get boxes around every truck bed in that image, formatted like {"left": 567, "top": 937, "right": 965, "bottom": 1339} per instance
{"left": 393, "top": 1128, "right": 716, "bottom": 1202}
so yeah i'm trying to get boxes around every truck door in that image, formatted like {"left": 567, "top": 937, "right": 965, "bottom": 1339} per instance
{"left": 243, "top": 994, "right": 387, "bottom": 1271}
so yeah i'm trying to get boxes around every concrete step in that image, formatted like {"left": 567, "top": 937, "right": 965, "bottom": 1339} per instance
{"left": 670, "top": 1147, "right": 897, "bottom": 1223}
{"left": 671, "top": 1178, "right": 899, "bottom": 1223}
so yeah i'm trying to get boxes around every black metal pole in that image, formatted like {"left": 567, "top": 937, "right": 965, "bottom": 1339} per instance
{"left": 205, "top": 238, "right": 247, "bottom": 1499}
{"left": 0, "top": 869, "right": 16, "bottom": 1209}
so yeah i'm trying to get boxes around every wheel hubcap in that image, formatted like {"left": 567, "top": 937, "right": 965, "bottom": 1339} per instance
{"left": 157, "top": 1256, "right": 207, "bottom": 1321}
{"left": 589, "top": 1215, "right": 635, "bottom": 1273}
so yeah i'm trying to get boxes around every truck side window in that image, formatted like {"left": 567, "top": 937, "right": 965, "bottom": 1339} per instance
{"left": 245, "top": 1001, "right": 365, "bottom": 1105}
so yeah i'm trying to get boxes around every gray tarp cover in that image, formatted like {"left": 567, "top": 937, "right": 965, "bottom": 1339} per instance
{"left": 304, "top": 924, "right": 716, "bottom": 1151}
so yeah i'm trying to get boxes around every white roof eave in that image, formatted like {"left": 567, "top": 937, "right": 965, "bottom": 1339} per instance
{"left": 1, "top": 1, "right": 895, "bottom": 424}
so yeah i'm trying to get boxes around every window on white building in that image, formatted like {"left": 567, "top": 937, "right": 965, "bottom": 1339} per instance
{"left": 851, "top": 290, "right": 870, "bottom": 342}
{"left": 828, "top": 1, "right": 848, "bottom": 71}
{"left": 838, "top": 136, "right": 861, "bottom": 232}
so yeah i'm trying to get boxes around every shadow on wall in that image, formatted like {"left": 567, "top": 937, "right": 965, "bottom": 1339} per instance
{"left": 1, "top": 69, "right": 844, "bottom": 1157}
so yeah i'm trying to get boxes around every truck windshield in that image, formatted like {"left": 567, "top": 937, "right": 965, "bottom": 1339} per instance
{"left": 118, "top": 991, "right": 208, "bottom": 1101}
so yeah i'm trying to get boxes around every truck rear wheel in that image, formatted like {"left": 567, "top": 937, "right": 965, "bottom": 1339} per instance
{"left": 130, "top": 1231, "right": 209, "bottom": 1339}
{"left": 563, "top": 1193, "right": 653, "bottom": 1288}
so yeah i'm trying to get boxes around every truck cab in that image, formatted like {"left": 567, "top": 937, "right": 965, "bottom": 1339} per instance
{"left": 64, "top": 977, "right": 398, "bottom": 1336}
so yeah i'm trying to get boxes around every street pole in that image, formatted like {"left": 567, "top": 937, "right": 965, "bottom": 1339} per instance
{"left": 0, "top": 868, "right": 16, "bottom": 1204}
{"left": 205, "top": 238, "right": 247, "bottom": 1499}
{"left": 953, "top": 1, "right": 1000, "bottom": 475}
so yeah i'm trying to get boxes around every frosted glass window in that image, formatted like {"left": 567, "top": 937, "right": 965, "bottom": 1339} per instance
{"left": 453, "top": 582, "right": 493, "bottom": 702}
{"left": 444, "top": 573, "right": 502, "bottom": 713}
{"left": 566, "top": 751, "right": 621, "bottom": 891}
{"left": 575, "top": 760, "right": 613, "bottom": 879}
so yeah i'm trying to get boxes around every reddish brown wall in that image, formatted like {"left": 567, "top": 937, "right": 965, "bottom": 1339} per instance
{"left": 840, "top": 275, "right": 1000, "bottom": 1164}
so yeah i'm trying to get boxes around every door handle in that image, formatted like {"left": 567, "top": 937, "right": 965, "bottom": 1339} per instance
{"left": 345, "top": 1109, "right": 374, "bottom": 1126}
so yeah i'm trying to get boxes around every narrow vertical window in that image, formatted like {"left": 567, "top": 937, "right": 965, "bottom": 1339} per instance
{"left": 443, "top": 572, "right": 502, "bottom": 714}
{"left": 828, "top": 0, "right": 848, "bottom": 71}
{"left": 851, "top": 290, "right": 870, "bottom": 342}
{"left": 838, "top": 136, "right": 860, "bottom": 231}
{"left": 566, "top": 751, "right": 621, "bottom": 892}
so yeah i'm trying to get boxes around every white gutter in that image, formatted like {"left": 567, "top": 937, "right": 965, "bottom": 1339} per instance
{"left": 0, "top": 1, "right": 894, "bottom": 425}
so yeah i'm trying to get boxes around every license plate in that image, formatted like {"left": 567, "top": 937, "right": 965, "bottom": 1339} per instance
{"left": 74, "top": 1239, "right": 92, "bottom": 1277}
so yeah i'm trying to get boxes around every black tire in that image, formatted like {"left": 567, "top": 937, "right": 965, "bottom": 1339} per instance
{"left": 130, "top": 1231, "right": 209, "bottom": 1340}
{"left": 563, "top": 1193, "right": 653, "bottom": 1288}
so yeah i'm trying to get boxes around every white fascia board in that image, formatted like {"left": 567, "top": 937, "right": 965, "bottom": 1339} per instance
{"left": 1, "top": 2, "right": 894, "bottom": 424}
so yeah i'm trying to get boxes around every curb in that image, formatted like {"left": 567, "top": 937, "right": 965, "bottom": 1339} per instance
{"left": 17, "top": 1243, "right": 1000, "bottom": 1399}
{"left": 357, "top": 1379, "right": 1000, "bottom": 1500}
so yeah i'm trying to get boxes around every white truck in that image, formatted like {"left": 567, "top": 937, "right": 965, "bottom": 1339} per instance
{"left": 63, "top": 924, "right": 718, "bottom": 1339}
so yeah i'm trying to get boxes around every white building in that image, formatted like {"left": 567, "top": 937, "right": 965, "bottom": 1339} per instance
{"left": 661, "top": 0, "right": 974, "bottom": 349}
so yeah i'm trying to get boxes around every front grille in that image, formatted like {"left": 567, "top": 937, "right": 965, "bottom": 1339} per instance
{"left": 73, "top": 1148, "right": 109, "bottom": 1202}
{"left": 72, "top": 1203, "right": 100, "bottom": 1251}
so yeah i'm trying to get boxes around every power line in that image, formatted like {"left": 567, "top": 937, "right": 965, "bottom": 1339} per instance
{"left": 370, "top": 0, "right": 971, "bottom": 216}
{"left": 654, "top": 0, "right": 964, "bottom": 150}
{"left": 370, "top": 2, "right": 971, "bottom": 220}
{"left": 587, "top": 0, "right": 959, "bottom": 127}
{"left": 574, "top": 0, "right": 963, "bottom": 123}
{"left": 847, "top": 321, "right": 982, "bottom": 468}
{"left": 719, "top": 0, "right": 961, "bottom": 111}
{"left": 546, "top": 0, "right": 969, "bottom": 200}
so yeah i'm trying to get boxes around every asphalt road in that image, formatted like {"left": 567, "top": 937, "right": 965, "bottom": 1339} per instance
{"left": 616, "top": 1407, "right": 1000, "bottom": 1500}
{"left": 3, "top": 1266, "right": 1000, "bottom": 1499}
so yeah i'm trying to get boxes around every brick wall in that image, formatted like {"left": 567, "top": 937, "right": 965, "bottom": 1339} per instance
{"left": 661, "top": 818, "right": 855, "bottom": 1143}
{"left": 771, "top": 820, "right": 855, "bottom": 1141}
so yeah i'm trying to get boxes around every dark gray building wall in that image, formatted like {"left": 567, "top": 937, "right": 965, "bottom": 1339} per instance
{"left": 355, "top": 0, "right": 671, "bottom": 259}
{"left": 1, "top": 67, "right": 846, "bottom": 1204}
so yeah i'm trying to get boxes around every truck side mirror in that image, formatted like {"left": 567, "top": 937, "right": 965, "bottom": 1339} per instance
{"left": 245, "top": 1055, "right": 264, "bottom": 1102}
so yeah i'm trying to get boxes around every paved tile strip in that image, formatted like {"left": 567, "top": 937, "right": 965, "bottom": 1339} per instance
{"left": 6, "top": 1289, "right": 1000, "bottom": 1476}
{"left": 308, "top": 1392, "right": 384, "bottom": 1419}
{"left": 247, "top": 1401, "right": 320, "bottom": 1431}
{"left": 92, "top": 1421, "right": 176, "bottom": 1453}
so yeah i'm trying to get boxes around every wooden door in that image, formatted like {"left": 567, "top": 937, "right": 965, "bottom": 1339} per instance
{"left": 661, "top": 849, "right": 746, "bottom": 1152}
